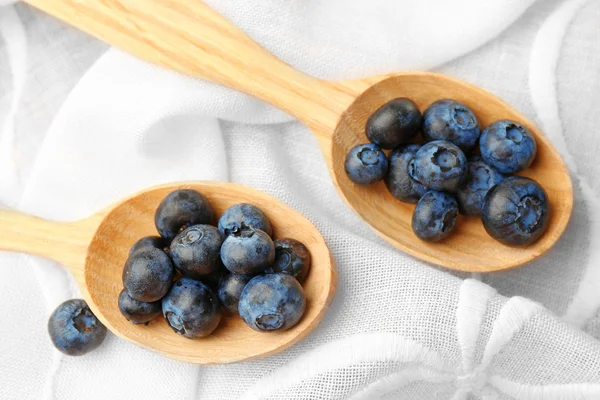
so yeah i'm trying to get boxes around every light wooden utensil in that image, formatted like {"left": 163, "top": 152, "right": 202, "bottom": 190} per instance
{"left": 0, "top": 182, "right": 335, "bottom": 363}
{"left": 24, "top": 0, "right": 573, "bottom": 273}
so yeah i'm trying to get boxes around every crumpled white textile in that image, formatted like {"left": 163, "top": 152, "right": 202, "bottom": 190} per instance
{"left": 1, "top": 0, "right": 600, "bottom": 399}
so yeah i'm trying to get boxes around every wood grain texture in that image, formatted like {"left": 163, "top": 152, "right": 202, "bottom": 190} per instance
{"left": 22, "top": 0, "right": 573, "bottom": 272}
{"left": 0, "top": 182, "right": 335, "bottom": 364}
{"left": 0, "top": 210, "right": 100, "bottom": 282}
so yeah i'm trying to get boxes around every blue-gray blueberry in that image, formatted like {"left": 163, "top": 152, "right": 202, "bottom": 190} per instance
{"left": 169, "top": 224, "right": 223, "bottom": 279}
{"left": 122, "top": 246, "right": 174, "bottom": 302}
{"left": 162, "top": 278, "right": 221, "bottom": 338}
{"left": 239, "top": 273, "right": 306, "bottom": 332}
{"left": 456, "top": 158, "right": 504, "bottom": 216}
{"left": 384, "top": 144, "right": 427, "bottom": 203}
{"left": 482, "top": 176, "right": 549, "bottom": 246}
{"left": 413, "top": 140, "right": 467, "bottom": 192}
{"left": 129, "top": 236, "right": 169, "bottom": 257}
{"left": 204, "top": 262, "right": 227, "bottom": 292}
{"left": 218, "top": 273, "right": 252, "bottom": 315}
{"left": 412, "top": 191, "right": 459, "bottom": 242}
{"left": 118, "top": 288, "right": 162, "bottom": 325}
{"left": 366, "top": 98, "right": 422, "bottom": 149}
{"left": 264, "top": 238, "right": 311, "bottom": 282}
{"left": 48, "top": 299, "right": 107, "bottom": 356}
{"left": 423, "top": 99, "right": 480, "bottom": 152}
{"left": 218, "top": 203, "right": 272, "bottom": 238}
{"left": 220, "top": 228, "right": 275, "bottom": 275}
{"left": 344, "top": 143, "right": 388, "bottom": 185}
{"left": 480, "top": 120, "right": 537, "bottom": 174}
{"left": 155, "top": 189, "right": 214, "bottom": 240}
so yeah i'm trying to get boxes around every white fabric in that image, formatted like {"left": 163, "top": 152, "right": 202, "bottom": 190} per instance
{"left": 1, "top": 0, "right": 600, "bottom": 399}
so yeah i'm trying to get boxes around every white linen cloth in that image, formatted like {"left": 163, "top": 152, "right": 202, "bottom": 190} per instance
{"left": 1, "top": 0, "right": 600, "bottom": 399}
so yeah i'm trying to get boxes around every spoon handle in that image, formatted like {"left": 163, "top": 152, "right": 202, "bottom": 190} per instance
{"left": 0, "top": 210, "right": 91, "bottom": 280}
{"left": 24, "top": 0, "right": 350, "bottom": 131}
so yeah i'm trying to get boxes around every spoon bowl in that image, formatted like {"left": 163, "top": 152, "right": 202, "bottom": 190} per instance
{"left": 0, "top": 182, "right": 335, "bottom": 363}
{"left": 329, "top": 73, "right": 573, "bottom": 271}
{"left": 24, "top": 0, "right": 573, "bottom": 273}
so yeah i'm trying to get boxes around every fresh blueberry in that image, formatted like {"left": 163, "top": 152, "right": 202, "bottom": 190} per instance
{"left": 129, "top": 236, "right": 169, "bottom": 257}
{"left": 344, "top": 143, "right": 388, "bottom": 185}
{"left": 413, "top": 140, "right": 467, "bottom": 192}
{"left": 155, "top": 189, "right": 215, "bottom": 240}
{"left": 204, "top": 262, "right": 227, "bottom": 292}
{"left": 456, "top": 158, "right": 504, "bottom": 216}
{"left": 162, "top": 278, "right": 221, "bottom": 338}
{"left": 47, "top": 299, "right": 107, "bottom": 356}
{"left": 218, "top": 203, "right": 272, "bottom": 238}
{"left": 239, "top": 273, "right": 306, "bottom": 332}
{"left": 220, "top": 228, "right": 275, "bottom": 275}
{"left": 423, "top": 99, "right": 480, "bottom": 152}
{"left": 412, "top": 191, "right": 459, "bottom": 242}
{"left": 366, "top": 98, "right": 422, "bottom": 149}
{"left": 218, "top": 273, "right": 252, "bottom": 315}
{"left": 118, "top": 288, "right": 162, "bottom": 325}
{"left": 482, "top": 176, "right": 549, "bottom": 246}
{"left": 480, "top": 120, "right": 537, "bottom": 174}
{"left": 169, "top": 224, "right": 223, "bottom": 279}
{"left": 264, "top": 238, "right": 311, "bottom": 282}
{"left": 122, "top": 246, "right": 174, "bottom": 302}
{"left": 384, "top": 144, "right": 427, "bottom": 203}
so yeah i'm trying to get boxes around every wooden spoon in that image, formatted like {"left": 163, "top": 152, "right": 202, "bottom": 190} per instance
{"left": 0, "top": 182, "right": 335, "bottom": 363}
{"left": 24, "top": 0, "right": 573, "bottom": 272}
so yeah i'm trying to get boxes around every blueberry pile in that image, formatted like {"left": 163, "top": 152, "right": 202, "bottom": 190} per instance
{"left": 345, "top": 98, "right": 550, "bottom": 246}
{"left": 119, "top": 189, "right": 310, "bottom": 338}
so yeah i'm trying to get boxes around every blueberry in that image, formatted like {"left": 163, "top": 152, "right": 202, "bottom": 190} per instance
{"left": 218, "top": 273, "right": 252, "bottom": 315}
{"left": 118, "top": 288, "right": 162, "bottom": 325}
{"left": 264, "top": 238, "right": 311, "bottom": 282}
{"left": 412, "top": 191, "right": 459, "bottom": 242}
{"left": 169, "top": 224, "right": 223, "bottom": 279}
{"left": 480, "top": 120, "right": 537, "bottom": 174}
{"left": 366, "top": 98, "right": 422, "bottom": 149}
{"left": 122, "top": 247, "right": 174, "bottom": 302}
{"left": 239, "top": 273, "right": 306, "bottom": 332}
{"left": 384, "top": 144, "right": 427, "bottom": 203}
{"left": 413, "top": 140, "right": 467, "bottom": 192}
{"left": 47, "top": 299, "right": 107, "bottom": 356}
{"left": 204, "top": 262, "right": 227, "bottom": 292}
{"left": 220, "top": 228, "right": 275, "bottom": 275}
{"left": 456, "top": 158, "right": 504, "bottom": 216}
{"left": 423, "top": 99, "right": 480, "bottom": 152}
{"left": 344, "top": 143, "right": 388, "bottom": 185}
{"left": 162, "top": 278, "right": 221, "bottom": 338}
{"left": 482, "top": 176, "right": 549, "bottom": 246}
{"left": 218, "top": 203, "right": 272, "bottom": 238}
{"left": 155, "top": 189, "right": 214, "bottom": 240}
{"left": 129, "top": 236, "right": 169, "bottom": 257}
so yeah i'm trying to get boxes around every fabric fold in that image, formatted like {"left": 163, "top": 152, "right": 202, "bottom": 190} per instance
{"left": 2, "top": 0, "right": 600, "bottom": 399}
